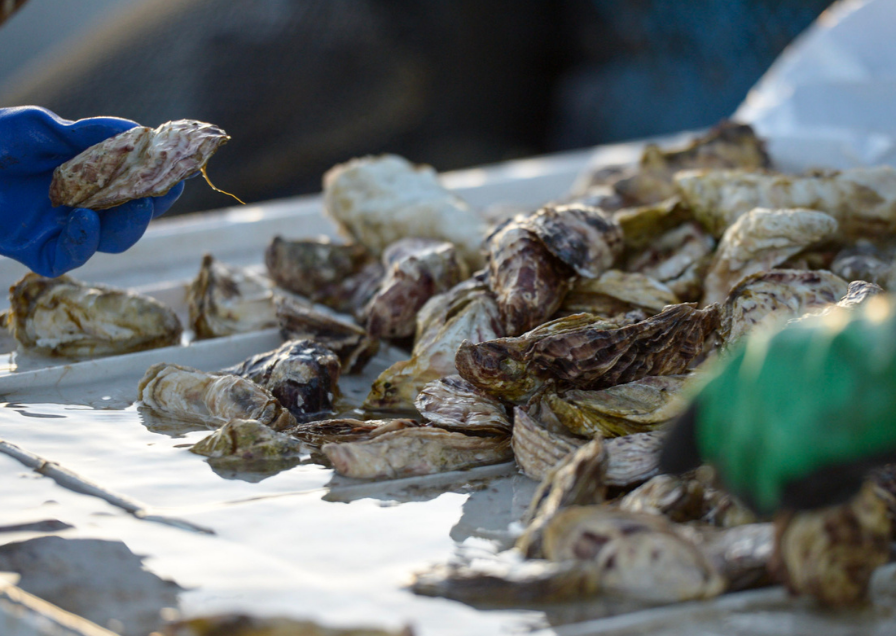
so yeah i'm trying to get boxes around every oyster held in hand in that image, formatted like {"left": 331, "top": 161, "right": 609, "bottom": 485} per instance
{"left": 50, "top": 120, "right": 231, "bottom": 210}
{"left": 6, "top": 273, "right": 182, "bottom": 357}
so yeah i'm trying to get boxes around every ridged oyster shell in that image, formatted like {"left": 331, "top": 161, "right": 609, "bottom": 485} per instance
{"left": 289, "top": 418, "right": 419, "bottom": 448}
{"left": 364, "top": 238, "right": 465, "bottom": 339}
{"left": 603, "top": 431, "right": 664, "bottom": 489}
{"left": 415, "top": 375, "right": 511, "bottom": 436}
{"left": 702, "top": 208, "right": 839, "bottom": 305}
{"left": 6, "top": 273, "right": 182, "bottom": 356}
{"left": 511, "top": 406, "right": 586, "bottom": 482}
{"left": 190, "top": 418, "right": 302, "bottom": 459}
{"left": 560, "top": 270, "right": 679, "bottom": 318}
{"left": 50, "top": 120, "right": 230, "bottom": 210}
{"left": 187, "top": 255, "right": 281, "bottom": 340}
{"left": 221, "top": 340, "right": 340, "bottom": 423}
{"left": 137, "top": 362, "right": 296, "bottom": 431}
{"left": 626, "top": 222, "right": 715, "bottom": 302}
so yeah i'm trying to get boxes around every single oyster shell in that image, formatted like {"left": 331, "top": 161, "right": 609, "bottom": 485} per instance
{"left": 137, "top": 362, "right": 296, "bottom": 430}
{"left": 546, "top": 376, "right": 688, "bottom": 438}
{"left": 677, "top": 166, "right": 896, "bottom": 238}
{"left": 323, "top": 154, "right": 487, "bottom": 268}
{"left": 702, "top": 208, "right": 839, "bottom": 305}
{"left": 603, "top": 431, "right": 663, "bottom": 489}
{"left": 518, "top": 204, "right": 623, "bottom": 278}
{"left": 617, "top": 474, "right": 705, "bottom": 523}
{"left": 830, "top": 240, "right": 896, "bottom": 290}
{"left": 627, "top": 222, "right": 715, "bottom": 302}
{"left": 540, "top": 506, "right": 725, "bottom": 602}
{"left": 289, "top": 418, "right": 419, "bottom": 448}
{"left": 837, "top": 280, "right": 884, "bottom": 309}
{"left": 415, "top": 375, "right": 511, "bottom": 437}
{"left": 50, "top": 120, "right": 230, "bottom": 210}
{"left": 276, "top": 296, "right": 379, "bottom": 374}
{"left": 511, "top": 406, "right": 586, "bottom": 482}
{"left": 322, "top": 426, "right": 513, "bottom": 480}
{"left": 457, "top": 305, "right": 719, "bottom": 403}
{"left": 683, "top": 523, "right": 774, "bottom": 591}
{"left": 6, "top": 273, "right": 182, "bottom": 356}
{"left": 264, "top": 236, "right": 373, "bottom": 304}
{"left": 486, "top": 218, "right": 573, "bottom": 336}
{"left": 719, "top": 269, "right": 849, "bottom": 344}
{"left": 190, "top": 418, "right": 302, "bottom": 459}
{"left": 364, "top": 238, "right": 465, "bottom": 339}
{"left": 773, "top": 481, "right": 891, "bottom": 606}
{"left": 188, "top": 255, "right": 282, "bottom": 340}
{"left": 163, "top": 614, "right": 412, "bottom": 636}
{"left": 560, "top": 270, "right": 679, "bottom": 319}
{"left": 411, "top": 559, "right": 602, "bottom": 606}
{"left": 517, "top": 439, "right": 607, "bottom": 558}
{"left": 364, "top": 277, "right": 503, "bottom": 411}
{"left": 613, "top": 197, "right": 692, "bottom": 251}
{"left": 700, "top": 486, "right": 758, "bottom": 528}
{"left": 221, "top": 340, "right": 340, "bottom": 422}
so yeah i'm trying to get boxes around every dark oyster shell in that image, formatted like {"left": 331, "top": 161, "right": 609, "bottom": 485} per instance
{"left": 222, "top": 340, "right": 340, "bottom": 422}
{"left": 364, "top": 238, "right": 465, "bottom": 339}
{"left": 276, "top": 296, "right": 379, "bottom": 373}
{"left": 415, "top": 375, "right": 511, "bottom": 437}
{"left": 289, "top": 418, "right": 419, "bottom": 448}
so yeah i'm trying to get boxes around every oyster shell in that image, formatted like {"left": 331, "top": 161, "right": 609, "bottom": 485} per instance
{"left": 830, "top": 240, "right": 896, "bottom": 290}
{"left": 414, "top": 375, "right": 511, "bottom": 436}
{"left": 264, "top": 236, "right": 374, "bottom": 307}
{"left": 6, "top": 273, "right": 182, "bottom": 356}
{"left": 364, "top": 277, "right": 503, "bottom": 411}
{"left": 163, "top": 614, "right": 411, "bottom": 636}
{"left": 702, "top": 208, "right": 839, "bottom": 305}
{"left": 188, "top": 255, "right": 282, "bottom": 340}
{"left": 560, "top": 270, "right": 679, "bottom": 318}
{"left": 773, "top": 481, "right": 891, "bottom": 606}
{"left": 517, "top": 439, "right": 607, "bottom": 558}
{"left": 486, "top": 219, "right": 573, "bottom": 336}
{"left": 457, "top": 304, "right": 720, "bottom": 403}
{"left": 364, "top": 238, "right": 465, "bottom": 339}
{"left": 322, "top": 154, "right": 487, "bottom": 268}
{"left": 617, "top": 474, "right": 705, "bottom": 523}
{"left": 190, "top": 418, "right": 302, "bottom": 459}
{"left": 626, "top": 222, "right": 715, "bottom": 302}
{"left": 221, "top": 340, "right": 340, "bottom": 422}
{"left": 518, "top": 204, "right": 623, "bottom": 278}
{"left": 49, "top": 120, "right": 231, "bottom": 210}
{"left": 546, "top": 375, "right": 688, "bottom": 438}
{"left": 719, "top": 269, "right": 849, "bottom": 344}
{"left": 540, "top": 506, "right": 725, "bottom": 602}
{"left": 837, "top": 280, "right": 884, "bottom": 309}
{"left": 677, "top": 166, "right": 896, "bottom": 238}
{"left": 322, "top": 426, "right": 513, "bottom": 480}
{"left": 276, "top": 296, "right": 379, "bottom": 374}
{"left": 603, "top": 431, "right": 663, "bottom": 489}
{"left": 289, "top": 418, "right": 419, "bottom": 448}
{"left": 685, "top": 523, "right": 774, "bottom": 591}
{"left": 137, "top": 362, "right": 296, "bottom": 431}
{"left": 511, "top": 406, "right": 586, "bottom": 482}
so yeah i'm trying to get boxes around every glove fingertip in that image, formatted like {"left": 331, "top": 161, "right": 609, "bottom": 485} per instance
{"left": 51, "top": 208, "right": 101, "bottom": 276}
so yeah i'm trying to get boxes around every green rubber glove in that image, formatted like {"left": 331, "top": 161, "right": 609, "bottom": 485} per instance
{"left": 660, "top": 296, "right": 896, "bottom": 515}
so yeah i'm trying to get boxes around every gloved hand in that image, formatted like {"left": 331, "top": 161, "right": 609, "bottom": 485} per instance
{"left": 0, "top": 106, "right": 185, "bottom": 277}
{"left": 660, "top": 297, "right": 896, "bottom": 515}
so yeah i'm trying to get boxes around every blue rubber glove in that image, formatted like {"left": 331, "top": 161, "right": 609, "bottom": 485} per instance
{"left": 0, "top": 106, "right": 185, "bottom": 277}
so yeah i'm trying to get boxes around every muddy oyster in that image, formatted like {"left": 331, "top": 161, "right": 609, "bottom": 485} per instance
{"left": 545, "top": 375, "right": 688, "bottom": 438}
{"left": 5, "top": 273, "right": 182, "bottom": 356}
{"left": 264, "top": 236, "right": 374, "bottom": 304}
{"left": 702, "top": 208, "right": 839, "bottom": 305}
{"left": 415, "top": 375, "right": 511, "bottom": 436}
{"left": 289, "top": 418, "right": 419, "bottom": 448}
{"left": 457, "top": 304, "right": 720, "bottom": 403}
{"left": 137, "top": 362, "right": 296, "bottom": 431}
{"left": 364, "top": 277, "right": 503, "bottom": 411}
{"left": 540, "top": 506, "right": 725, "bottom": 602}
{"left": 322, "top": 426, "right": 513, "bottom": 480}
{"left": 719, "top": 269, "right": 849, "bottom": 344}
{"left": 677, "top": 166, "right": 896, "bottom": 238}
{"left": 190, "top": 418, "right": 302, "bottom": 459}
{"left": 276, "top": 296, "right": 379, "bottom": 374}
{"left": 222, "top": 340, "right": 340, "bottom": 422}
{"left": 626, "top": 222, "right": 715, "bottom": 302}
{"left": 560, "top": 270, "right": 679, "bottom": 318}
{"left": 773, "top": 482, "right": 891, "bottom": 606}
{"left": 364, "top": 238, "right": 465, "bottom": 339}
{"left": 50, "top": 120, "right": 232, "bottom": 210}
{"left": 323, "top": 154, "right": 487, "bottom": 268}
{"left": 188, "top": 255, "right": 283, "bottom": 339}
{"left": 511, "top": 406, "right": 586, "bottom": 482}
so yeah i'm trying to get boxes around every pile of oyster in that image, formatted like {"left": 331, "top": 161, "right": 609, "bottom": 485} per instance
{"left": 7, "top": 122, "right": 896, "bottom": 609}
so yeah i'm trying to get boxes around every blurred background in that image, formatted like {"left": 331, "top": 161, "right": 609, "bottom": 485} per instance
{"left": 0, "top": 0, "right": 834, "bottom": 215}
